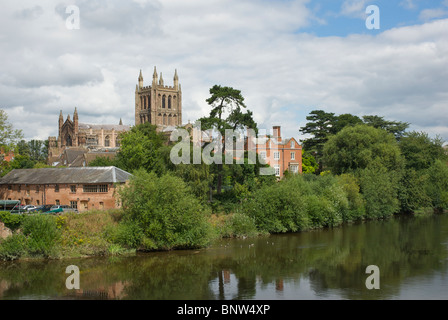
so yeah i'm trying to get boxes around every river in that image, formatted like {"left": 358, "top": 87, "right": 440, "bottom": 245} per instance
{"left": 1, "top": 214, "right": 447, "bottom": 300}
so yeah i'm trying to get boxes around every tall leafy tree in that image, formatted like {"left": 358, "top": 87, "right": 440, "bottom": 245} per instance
{"left": 0, "top": 110, "right": 23, "bottom": 153}
{"left": 198, "top": 85, "right": 257, "bottom": 194}
{"left": 323, "top": 124, "right": 404, "bottom": 175}
{"left": 299, "top": 110, "right": 335, "bottom": 173}
{"left": 398, "top": 131, "right": 446, "bottom": 171}
{"left": 116, "top": 122, "right": 167, "bottom": 174}
{"left": 362, "top": 115, "right": 409, "bottom": 139}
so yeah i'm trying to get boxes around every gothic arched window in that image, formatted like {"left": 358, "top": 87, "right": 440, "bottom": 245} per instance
{"left": 162, "top": 95, "right": 166, "bottom": 108}
{"left": 66, "top": 135, "right": 72, "bottom": 147}
{"left": 168, "top": 96, "right": 172, "bottom": 109}
{"left": 105, "top": 135, "right": 110, "bottom": 147}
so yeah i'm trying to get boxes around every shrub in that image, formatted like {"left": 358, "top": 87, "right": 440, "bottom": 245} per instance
{"left": 336, "top": 173, "right": 366, "bottom": 221}
{"left": 222, "top": 213, "right": 260, "bottom": 238}
{"left": 243, "top": 176, "right": 309, "bottom": 233}
{"left": 22, "top": 215, "right": 61, "bottom": 257}
{"left": 358, "top": 164, "right": 400, "bottom": 219}
{"left": 118, "top": 169, "right": 213, "bottom": 250}
{"left": 112, "top": 220, "right": 144, "bottom": 249}
{"left": 0, "top": 211, "right": 24, "bottom": 231}
{"left": 0, "top": 234, "right": 27, "bottom": 261}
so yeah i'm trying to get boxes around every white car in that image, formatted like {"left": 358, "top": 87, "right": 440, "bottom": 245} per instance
{"left": 23, "top": 205, "right": 36, "bottom": 211}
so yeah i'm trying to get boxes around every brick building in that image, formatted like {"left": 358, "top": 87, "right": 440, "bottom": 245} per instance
{"left": 0, "top": 166, "right": 132, "bottom": 212}
{"left": 248, "top": 126, "right": 302, "bottom": 178}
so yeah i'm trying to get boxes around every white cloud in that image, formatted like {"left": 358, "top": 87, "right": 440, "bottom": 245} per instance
{"left": 341, "top": 0, "right": 371, "bottom": 18}
{"left": 0, "top": 0, "right": 447, "bottom": 145}
{"left": 419, "top": 8, "right": 448, "bottom": 21}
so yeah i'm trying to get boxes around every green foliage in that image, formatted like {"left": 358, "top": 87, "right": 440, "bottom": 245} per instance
{"left": 358, "top": 164, "right": 400, "bottom": 219}
{"left": 399, "top": 131, "right": 447, "bottom": 171}
{"left": 0, "top": 109, "right": 23, "bottom": 153}
{"left": 0, "top": 211, "right": 24, "bottom": 230}
{"left": 116, "top": 123, "right": 167, "bottom": 175}
{"left": 397, "top": 169, "right": 431, "bottom": 214}
{"left": 0, "top": 234, "right": 28, "bottom": 261}
{"left": 302, "top": 150, "right": 318, "bottom": 174}
{"left": 198, "top": 85, "right": 257, "bottom": 195}
{"left": 362, "top": 115, "right": 409, "bottom": 139}
{"left": 336, "top": 174, "right": 365, "bottom": 221}
{"left": 108, "top": 220, "right": 144, "bottom": 249}
{"left": 323, "top": 124, "right": 404, "bottom": 175}
{"left": 243, "top": 177, "right": 310, "bottom": 233}
{"left": 22, "top": 215, "right": 61, "bottom": 256}
{"left": 222, "top": 213, "right": 260, "bottom": 238}
{"left": 425, "top": 160, "right": 448, "bottom": 213}
{"left": 88, "top": 156, "right": 118, "bottom": 167}
{"left": 118, "top": 169, "right": 213, "bottom": 250}
{"left": 299, "top": 110, "right": 336, "bottom": 168}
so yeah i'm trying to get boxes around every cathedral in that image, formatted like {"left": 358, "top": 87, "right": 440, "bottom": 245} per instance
{"left": 48, "top": 67, "right": 182, "bottom": 166}
{"left": 135, "top": 67, "right": 182, "bottom": 127}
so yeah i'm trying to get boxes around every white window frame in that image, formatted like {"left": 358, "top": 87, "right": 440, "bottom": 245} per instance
{"left": 274, "top": 151, "right": 280, "bottom": 160}
{"left": 291, "top": 140, "right": 295, "bottom": 148}
{"left": 291, "top": 152, "right": 295, "bottom": 160}
{"left": 260, "top": 151, "right": 267, "bottom": 160}
{"left": 274, "top": 165, "right": 280, "bottom": 177}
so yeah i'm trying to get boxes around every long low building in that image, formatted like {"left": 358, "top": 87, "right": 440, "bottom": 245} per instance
{"left": 0, "top": 166, "right": 132, "bottom": 212}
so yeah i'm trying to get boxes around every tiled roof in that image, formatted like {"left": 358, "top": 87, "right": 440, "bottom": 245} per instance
{"left": 0, "top": 167, "right": 132, "bottom": 185}
{"left": 78, "top": 123, "right": 130, "bottom": 131}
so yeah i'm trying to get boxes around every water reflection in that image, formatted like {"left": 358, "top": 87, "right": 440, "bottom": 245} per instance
{"left": 1, "top": 214, "right": 448, "bottom": 300}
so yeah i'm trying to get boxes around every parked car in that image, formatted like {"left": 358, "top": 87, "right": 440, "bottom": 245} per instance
{"left": 28, "top": 205, "right": 43, "bottom": 212}
{"left": 49, "top": 205, "right": 78, "bottom": 214}
{"left": 24, "top": 205, "right": 37, "bottom": 211}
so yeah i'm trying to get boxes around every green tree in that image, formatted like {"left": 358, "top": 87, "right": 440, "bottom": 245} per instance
{"left": 118, "top": 169, "right": 213, "bottom": 250}
{"left": 358, "top": 164, "right": 400, "bottom": 219}
{"left": 397, "top": 168, "right": 430, "bottom": 214}
{"left": 425, "top": 160, "right": 448, "bottom": 214}
{"left": 399, "top": 131, "right": 447, "bottom": 171}
{"left": 116, "top": 123, "right": 167, "bottom": 174}
{"left": 302, "top": 150, "right": 318, "bottom": 174}
{"left": 323, "top": 124, "right": 404, "bottom": 175}
{"left": 88, "top": 156, "right": 118, "bottom": 168}
{"left": 299, "top": 110, "right": 335, "bottom": 172}
{"left": 332, "top": 113, "right": 363, "bottom": 134}
{"left": 0, "top": 110, "right": 23, "bottom": 153}
{"left": 198, "top": 85, "right": 257, "bottom": 194}
{"left": 362, "top": 115, "right": 409, "bottom": 139}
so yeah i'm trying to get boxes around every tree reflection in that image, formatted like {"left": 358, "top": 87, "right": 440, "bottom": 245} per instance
{"left": 0, "top": 214, "right": 447, "bottom": 300}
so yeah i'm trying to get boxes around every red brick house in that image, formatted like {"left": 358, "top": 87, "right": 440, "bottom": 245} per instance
{"left": 248, "top": 126, "right": 302, "bottom": 178}
{"left": 0, "top": 166, "right": 132, "bottom": 212}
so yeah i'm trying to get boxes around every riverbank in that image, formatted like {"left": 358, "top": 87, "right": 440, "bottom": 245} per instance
{"left": 0, "top": 206, "right": 443, "bottom": 262}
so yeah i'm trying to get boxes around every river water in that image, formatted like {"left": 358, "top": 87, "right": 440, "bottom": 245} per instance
{"left": 1, "top": 214, "right": 447, "bottom": 300}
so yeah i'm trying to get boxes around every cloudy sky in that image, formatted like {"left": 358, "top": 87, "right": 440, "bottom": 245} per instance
{"left": 1, "top": 0, "right": 448, "bottom": 143}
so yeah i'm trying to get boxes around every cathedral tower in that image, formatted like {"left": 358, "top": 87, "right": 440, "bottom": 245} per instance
{"left": 135, "top": 67, "right": 182, "bottom": 128}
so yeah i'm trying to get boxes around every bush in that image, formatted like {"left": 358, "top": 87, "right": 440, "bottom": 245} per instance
{"left": 118, "top": 169, "right": 213, "bottom": 250}
{"left": 22, "top": 215, "right": 61, "bottom": 257}
{"left": 0, "top": 211, "right": 24, "bottom": 231}
{"left": 222, "top": 213, "right": 260, "bottom": 238}
{"left": 425, "top": 160, "right": 448, "bottom": 213}
{"left": 336, "top": 174, "right": 366, "bottom": 221}
{"left": 358, "top": 164, "right": 400, "bottom": 219}
{"left": 0, "top": 234, "right": 27, "bottom": 261}
{"left": 243, "top": 176, "right": 310, "bottom": 233}
{"left": 110, "top": 220, "right": 144, "bottom": 249}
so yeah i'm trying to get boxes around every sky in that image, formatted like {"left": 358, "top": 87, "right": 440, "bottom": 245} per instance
{"left": 1, "top": 0, "right": 447, "bottom": 144}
